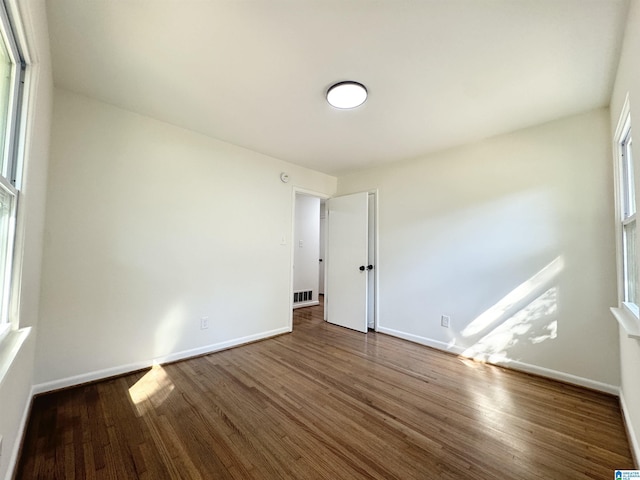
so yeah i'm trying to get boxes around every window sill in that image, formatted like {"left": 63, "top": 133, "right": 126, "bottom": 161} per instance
{"left": 0, "top": 326, "right": 31, "bottom": 388}
{"left": 610, "top": 306, "right": 640, "bottom": 340}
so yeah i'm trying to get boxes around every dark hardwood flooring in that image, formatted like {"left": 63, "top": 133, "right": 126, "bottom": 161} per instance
{"left": 16, "top": 298, "right": 635, "bottom": 479}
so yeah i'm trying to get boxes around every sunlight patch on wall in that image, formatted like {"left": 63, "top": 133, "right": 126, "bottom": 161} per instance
{"left": 457, "top": 256, "right": 563, "bottom": 364}
{"left": 154, "top": 303, "right": 187, "bottom": 357}
{"left": 462, "top": 286, "right": 558, "bottom": 364}
{"left": 461, "top": 256, "right": 564, "bottom": 339}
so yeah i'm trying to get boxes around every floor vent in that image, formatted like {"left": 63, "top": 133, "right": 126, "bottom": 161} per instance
{"left": 293, "top": 290, "right": 313, "bottom": 304}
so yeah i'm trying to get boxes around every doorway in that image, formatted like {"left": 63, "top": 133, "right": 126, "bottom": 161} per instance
{"left": 290, "top": 189, "right": 377, "bottom": 334}
{"left": 292, "top": 193, "right": 322, "bottom": 310}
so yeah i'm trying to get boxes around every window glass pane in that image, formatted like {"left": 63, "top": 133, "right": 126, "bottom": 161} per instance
{"left": 0, "top": 34, "right": 11, "bottom": 177}
{"left": 624, "top": 220, "right": 637, "bottom": 304}
{"left": 625, "top": 136, "right": 635, "bottom": 217}
{"left": 0, "top": 186, "right": 13, "bottom": 321}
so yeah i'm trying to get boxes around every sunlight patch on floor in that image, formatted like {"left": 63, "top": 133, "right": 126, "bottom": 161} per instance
{"left": 466, "top": 371, "right": 532, "bottom": 454}
{"left": 129, "top": 362, "right": 175, "bottom": 411}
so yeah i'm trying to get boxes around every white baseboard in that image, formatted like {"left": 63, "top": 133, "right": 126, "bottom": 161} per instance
{"left": 377, "top": 326, "right": 460, "bottom": 353}
{"left": 32, "top": 326, "right": 290, "bottom": 395}
{"left": 5, "top": 386, "right": 34, "bottom": 480}
{"left": 376, "top": 326, "right": 618, "bottom": 395}
{"left": 292, "top": 300, "right": 319, "bottom": 310}
{"left": 32, "top": 360, "right": 151, "bottom": 396}
{"left": 620, "top": 391, "right": 640, "bottom": 468}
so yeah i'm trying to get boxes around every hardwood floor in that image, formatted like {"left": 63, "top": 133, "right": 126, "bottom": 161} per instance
{"left": 16, "top": 299, "right": 635, "bottom": 479}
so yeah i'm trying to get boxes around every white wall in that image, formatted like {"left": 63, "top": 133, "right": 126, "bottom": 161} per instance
{"left": 35, "top": 89, "right": 336, "bottom": 388}
{"left": 338, "top": 108, "right": 619, "bottom": 391}
{"left": 0, "top": 1, "right": 52, "bottom": 479}
{"left": 293, "top": 194, "right": 320, "bottom": 305}
{"left": 610, "top": 0, "right": 640, "bottom": 464}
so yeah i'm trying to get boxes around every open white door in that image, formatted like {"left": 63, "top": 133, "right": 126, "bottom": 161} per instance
{"left": 326, "top": 192, "right": 369, "bottom": 333}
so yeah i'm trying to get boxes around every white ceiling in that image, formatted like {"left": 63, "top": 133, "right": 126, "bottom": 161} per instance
{"left": 46, "top": 0, "right": 629, "bottom": 175}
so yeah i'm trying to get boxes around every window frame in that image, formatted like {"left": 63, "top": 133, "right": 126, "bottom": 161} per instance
{"left": 621, "top": 120, "right": 636, "bottom": 306}
{"left": 0, "top": 0, "right": 24, "bottom": 343}
{"left": 614, "top": 95, "right": 640, "bottom": 321}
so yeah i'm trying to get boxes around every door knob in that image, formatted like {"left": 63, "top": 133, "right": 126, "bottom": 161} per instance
{"left": 359, "top": 265, "right": 366, "bottom": 271}
{"left": 367, "top": 265, "right": 374, "bottom": 270}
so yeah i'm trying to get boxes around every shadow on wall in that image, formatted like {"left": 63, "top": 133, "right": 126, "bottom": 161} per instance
{"left": 456, "top": 256, "right": 563, "bottom": 364}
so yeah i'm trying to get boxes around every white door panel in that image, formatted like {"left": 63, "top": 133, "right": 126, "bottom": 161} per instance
{"left": 326, "top": 192, "right": 369, "bottom": 333}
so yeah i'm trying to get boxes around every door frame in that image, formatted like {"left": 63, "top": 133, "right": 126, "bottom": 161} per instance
{"left": 288, "top": 187, "right": 331, "bottom": 332}
{"left": 367, "top": 190, "right": 380, "bottom": 331}
{"left": 288, "top": 187, "right": 379, "bottom": 333}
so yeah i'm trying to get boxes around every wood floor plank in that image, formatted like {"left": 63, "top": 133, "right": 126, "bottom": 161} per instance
{"left": 15, "top": 298, "right": 635, "bottom": 479}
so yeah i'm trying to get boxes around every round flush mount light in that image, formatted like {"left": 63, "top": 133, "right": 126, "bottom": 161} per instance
{"left": 326, "top": 81, "right": 368, "bottom": 109}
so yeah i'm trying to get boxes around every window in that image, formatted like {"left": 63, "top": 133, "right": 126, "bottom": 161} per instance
{"left": 0, "top": 2, "right": 25, "bottom": 340}
{"left": 621, "top": 125, "right": 636, "bottom": 304}
{"left": 615, "top": 96, "right": 638, "bottom": 317}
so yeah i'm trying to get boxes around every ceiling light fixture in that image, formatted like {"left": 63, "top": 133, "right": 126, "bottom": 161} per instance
{"left": 326, "top": 81, "right": 367, "bottom": 109}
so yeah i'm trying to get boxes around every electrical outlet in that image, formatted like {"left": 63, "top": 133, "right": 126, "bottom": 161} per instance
{"left": 200, "top": 317, "right": 209, "bottom": 330}
{"left": 441, "top": 315, "right": 450, "bottom": 328}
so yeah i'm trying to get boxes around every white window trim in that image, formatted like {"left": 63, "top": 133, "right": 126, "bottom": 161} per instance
{"left": 0, "top": 0, "right": 27, "bottom": 347}
{"left": 612, "top": 93, "right": 640, "bottom": 339}
{"left": 0, "top": 0, "right": 30, "bottom": 391}
{"left": 611, "top": 306, "right": 640, "bottom": 339}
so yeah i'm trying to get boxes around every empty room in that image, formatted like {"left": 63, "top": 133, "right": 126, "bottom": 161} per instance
{"left": 1, "top": 0, "right": 640, "bottom": 478}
